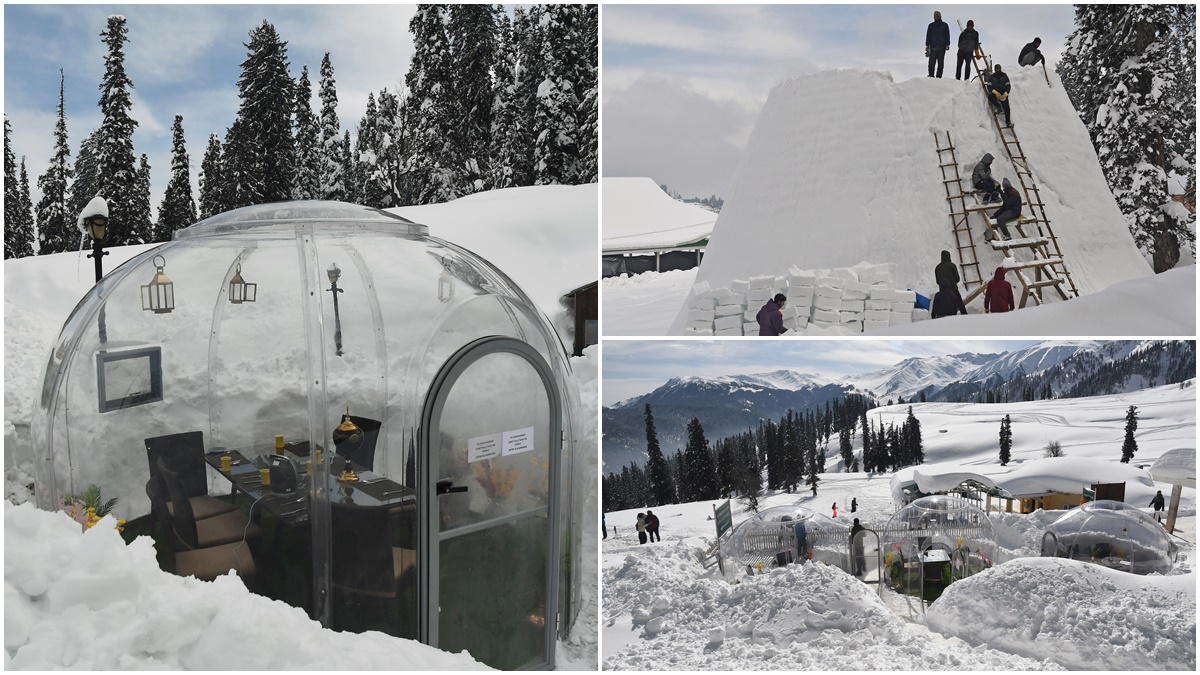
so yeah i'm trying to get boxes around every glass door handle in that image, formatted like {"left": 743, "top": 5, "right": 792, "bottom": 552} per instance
{"left": 436, "top": 479, "right": 468, "bottom": 495}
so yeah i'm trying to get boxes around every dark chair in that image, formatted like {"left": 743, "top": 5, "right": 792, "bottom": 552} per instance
{"left": 146, "top": 431, "right": 236, "bottom": 520}
{"left": 335, "top": 417, "right": 381, "bottom": 472}
{"left": 160, "top": 458, "right": 262, "bottom": 549}
{"left": 330, "top": 500, "right": 416, "bottom": 635}
{"left": 145, "top": 476, "right": 256, "bottom": 585}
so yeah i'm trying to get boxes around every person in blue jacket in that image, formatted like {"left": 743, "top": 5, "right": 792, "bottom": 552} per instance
{"left": 926, "top": 10, "right": 951, "bottom": 78}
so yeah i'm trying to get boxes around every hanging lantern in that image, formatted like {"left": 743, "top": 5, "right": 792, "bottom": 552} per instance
{"left": 438, "top": 268, "right": 455, "bottom": 303}
{"left": 228, "top": 261, "right": 257, "bottom": 304}
{"left": 140, "top": 254, "right": 175, "bottom": 314}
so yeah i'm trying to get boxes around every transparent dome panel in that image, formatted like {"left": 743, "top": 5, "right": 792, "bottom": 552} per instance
{"left": 1042, "top": 500, "right": 1176, "bottom": 574}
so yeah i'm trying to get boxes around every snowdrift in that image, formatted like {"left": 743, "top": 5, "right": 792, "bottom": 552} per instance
{"left": 927, "top": 557, "right": 1196, "bottom": 670}
{"left": 670, "top": 67, "right": 1152, "bottom": 333}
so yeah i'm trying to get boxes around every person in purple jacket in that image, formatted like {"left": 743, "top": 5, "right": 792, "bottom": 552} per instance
{"left": 756, "top": 293, "right": 789, "bottom": 336}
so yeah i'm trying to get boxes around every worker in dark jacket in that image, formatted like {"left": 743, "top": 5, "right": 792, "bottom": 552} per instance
{"left": 931, "top": 279, "right": 968, "bottom": 318}
{"left": 987, "top": 64, "right": 1012, "bottom": 127}
{"left": 986, "top": 177, "right": 1022, "bottom": 242}
{"left": 935, "top": 250, "right": 965, "bottom": 314}
{"left": 926, "top": 11, "right": 951, "bottom": 78}
{"left": 956, "top": 20, "right": 979, "bottom": 80}
{"left": 756, "top": 293, "right": 789, "bottom": 336}
{"left": 1150, "top": 490, "right": 1166, "bottom": 521}
{"left": 1019, "top": 38, "right": 1045, "bottom": 67}
{"left": 971, "top": 153, "right": 1001, "bottom": 203}
{"left": 983, "top": 266, "right": 1014, "bottom": 313}
{"left": 850, "top": 518, "right": 867, "bottom": 576}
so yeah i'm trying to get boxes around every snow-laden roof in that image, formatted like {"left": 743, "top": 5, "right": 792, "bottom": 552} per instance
{"left": 1151, "top": 447, "right": 1197, "bottom": 488}
{"left": 891, "top": 457, "right": 1159, "bottom": 504}
{"left": 601, "top": 177, "right": 717, "bottom": 252}
{"left": 670, "top": 67, "right": 1153, "bottom": 333}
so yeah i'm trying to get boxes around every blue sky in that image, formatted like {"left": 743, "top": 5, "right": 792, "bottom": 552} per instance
{"left": 5, "top": 4, "right": 419, "bottom": 222}
{"left": 602, "top": 339, "right": 1041, "bottom": 405}
{"left": 602, "top": 4, "right": 1078, "bottom": 199}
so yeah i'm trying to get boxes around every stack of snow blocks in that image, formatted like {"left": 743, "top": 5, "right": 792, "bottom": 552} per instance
{"left": 683, "top": 263, "right": 925, "bottom": 335}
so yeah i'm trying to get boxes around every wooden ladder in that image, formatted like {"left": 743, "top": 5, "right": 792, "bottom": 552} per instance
{"left": 966, "top": 43, "right": 1080, "bottom": 303}
{"left": 933, "top": 130, "right": 984, "bottom": 293}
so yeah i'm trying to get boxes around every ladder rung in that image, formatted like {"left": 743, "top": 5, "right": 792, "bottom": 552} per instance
{"left": 1024, "top": 278, "right": 1065, "bottom": 290}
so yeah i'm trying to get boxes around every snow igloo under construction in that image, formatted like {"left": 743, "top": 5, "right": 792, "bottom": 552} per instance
{"left": 719, "top": 505, "right": 851, "bottom": 577}
{"left": 880, "top": 495, "right": 996, "bottom": 600}
{"left": 1041, "top": 500, "right": 1178, "bottom": 575}
{"left": 31, "top": 201, "right": 582, "bottom": 669}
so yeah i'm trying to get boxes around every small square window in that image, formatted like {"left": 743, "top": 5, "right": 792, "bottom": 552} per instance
{"left": 96, "top": 347, "right": 163, "bottom": 413}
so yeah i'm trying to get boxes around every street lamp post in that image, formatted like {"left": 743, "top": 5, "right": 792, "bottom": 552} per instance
{"left": 327, "top": 263, "right": 344, "bottom": 357}
{"left": 80, "top": 197, "right": 110, "bottom": 343}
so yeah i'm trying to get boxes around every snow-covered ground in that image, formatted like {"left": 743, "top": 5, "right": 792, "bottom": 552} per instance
{"left": 602, "top": 384, "right": 1196, "bottom": 670}
{"left": 601, "top": 177, "right": 716, "bottom": 252}
{"left": 4, "top": 186, "right": 598, "bottom": 669}
{"left": 602, "top": 264, "right": 1196, "bottom": 337}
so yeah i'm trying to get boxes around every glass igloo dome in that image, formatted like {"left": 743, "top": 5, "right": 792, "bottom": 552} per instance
{"left": 719, "top": 505, "right": 850, "bottom": 578}
{"left": 880, "top": 495, "right": 996, "bottom": 600}
{"left": 1041, "top": 500, "right": 1177, "bottom": 575}
{"left": 31, "top": 201, "right": 580, "bottom": 669}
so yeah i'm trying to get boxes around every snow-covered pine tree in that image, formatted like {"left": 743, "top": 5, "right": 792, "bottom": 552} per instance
{"left": 3, "top": 116, "right": 18, "bottom": 255}
{"left": 156, "top": 115, "right": 197, "bottom": 240}
{"left": 318, "top": 52, "right": 345, "bottom": 202}
{"left": 406, "top": 5, "right": 458, "bottom": 204}
{"left": 68, "top": 130, "right": 101, "bottom": 229}
{"left": 127, "top": 154, "right": 152, "bottom": 245}
{"left": 532, "top": 5, "right": 581, "bottom": 186}
{"left": 95, "top": 15, "right": 141, "bottom": 247}
{"left": 1171, "top": 5, "right": 1196, "bottom": 216}
{"left": 340, "top": 130, "right": 357, "bottom": 205}
{"left": 1120, "top": 405, "right": 1139, "bottom": 463}
{"left": 488, "top": 10, "right": 519, "bottom": 190}
{"left": 998, "top": 414, "right": 1012, "bottom": 466}
{"left": 577, "top": 4, "right": 598, "bottom": 183}
{"left": 232, "top": 20, "right": 295, "bottom": 205}
{"left": 198, "top": 134, "right": 226, "bottom": 219}
{"left": 355, "top": 93, "right": 388, "bottom": 208}
{"left": 839, "top": 427, "right": 853, "bottom": 471}
{"left": 374, "top": 88, "right": 410, "bottom": 206}
{"left": 1059, "top": 5, "right": 1195, "bottom": 272}
{"left": 643, "top": 404, "right": 676, "bottom": 506}
{"left": 905, "top": 406, "right": 923, "bottom": 465}
{"left": 447, "top": 4, "right": 499, "bottom": 194}
{"left": 36, "top": 71, "right": 75, "bottom": 255}
{"left": 684, "top": 417, "right": 719, "bottom": 501}
{"left": 11, "top": 158, "right": 36, "bottom": 257}
{"left": 292, "top": 65, "right": 321, "bottom": 200}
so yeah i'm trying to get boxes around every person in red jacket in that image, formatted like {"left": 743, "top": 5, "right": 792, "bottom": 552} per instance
{"left": 984, "top": 266, "right": 1014, "bottom": 313}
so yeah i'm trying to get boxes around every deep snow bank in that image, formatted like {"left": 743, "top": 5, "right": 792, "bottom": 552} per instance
{"left": 3, "top": 502, "right": 490, "bottom": 670}
{"left": 670, "top": 67, "right": 1153, "bottom": 333}
{"left": 603, "top": 546, "right": 1059, "bottom": 671}
{"left": 926, "top": 557, "right": 1196, "bottom": 670}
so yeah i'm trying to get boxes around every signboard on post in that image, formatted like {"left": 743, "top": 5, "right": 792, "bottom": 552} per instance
{"left": 714, "top": 499, "right": 732, "bottom": 539}
{"left": 1082, "top": 486, "right": 1095, "bottom": 503}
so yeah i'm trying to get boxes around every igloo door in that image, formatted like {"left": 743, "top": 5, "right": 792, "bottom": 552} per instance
{"left": 419, "top": 336, "right": 561, "bottom": 670}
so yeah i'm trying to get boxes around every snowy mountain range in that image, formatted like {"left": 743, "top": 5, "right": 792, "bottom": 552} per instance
{"left": 602, "top": 340, "right": 1194, "bottom": 470}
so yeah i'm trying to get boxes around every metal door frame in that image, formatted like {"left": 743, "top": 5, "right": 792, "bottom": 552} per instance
{"left": 418, "top": 336, "right": 562, "bottom": 669}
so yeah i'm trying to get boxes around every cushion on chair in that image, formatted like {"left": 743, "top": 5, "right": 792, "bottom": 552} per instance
{"left": 195, "top": 509, "right": 263, "bottom": 548}
{"left": 168, "top": 495, "right": 236, "bottom": 521}
{"left": 175, "top": 541, "right": 256, "bottom": 581}
{"left": 393, "top": 547, "right": 417, "bottom": 581}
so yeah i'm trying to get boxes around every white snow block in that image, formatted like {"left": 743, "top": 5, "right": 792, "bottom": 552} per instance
{"left": 812, "top": 308, "right": 841, "bottom": 324}
{"left": 788, "top": 272, "right": 819, "bottom": 287}
{"left": 687, "top": 308, "right": 716, "bottom": 322}
{"left": 829, "top": 267, "right": 858, "bottom": 281}
{"left": 912, "top": 308, "right": 930, "bottom": 321}
{"left": 715, "top": 325, "right": 743, "bottom": 336}
{"left": 842, "top": 320, "right": 863, "bottom": 333}
{"left": 894, "top": 289, "right": 916, "bottom": 303}
{"left": 715, "top": 304, "right": 743, "bottom": 317}
{"left": 865, "top": 318, "right": 889, "bottom": 332}
{"left": 813, "top": 295, "right": 842, "bottom": 312}
{"left": 840, "top": 310, "right": 862, "bottom": 323}
{"left": 791, "top": 315, "right": 809, "bottom": 330}
{"left": 781, "top": 305, "right": 800, "bottom": 319}
{"left": 892, "top": 300, "right": 914, "bottom": 313}
{"left": 842, "top": 281, "right": 871, "bottom": 299}
{"left": 790, "top": 285, "right": 815, "bottom": 302}
{"left": 730, "top": 279, "right": 750, "bottom": 293}
{"left": 691, "top": 280, "right": 712, "bottom": 298}
{"left": 746, "top": 288, "right": 773, "bottom": 303}
{"left": 744, "top": 309, "right": 759, "bottom": 322}
{"left": 866, "top": 298, "right": 892, "bottom": 311}
{"left": 874, "top": 269, "right": 893, "bottom": 284}
{"left": 744, "top": 322, "right": 760, "bottom": 335}
{"left": 684, "top": 326, "right": 712, "bottom": 336}
{"left": 858, "top": 267, "right": 877, "bottom": 285}
{"left": 890, "top": 310, "right": 913, "bottom": 324}
{"left": 814, "top": 285, "right": 843, "bottom": 300}
{"left": 816, "top": 276, "right": 845, "bottom": 289}
{"left": 840, "top": 299, "right": 865, "bottom": 313}
{"left": 686, "top": 319, "right": 713, "bottom": 331}
{"left": 714, "top": 314, "right": 743, "bottom": 331}
{"left": 869, "top": 287, "right": 895, "bottom": 301}
{"left": 748, "top": 275, "right": 775, "bottom": 290}
{"left": 716, "top": 291, "right": 746, "bottom": 307}
{"left": 689, "top": 296, "right": 716, "bottom": 311}
{"left": 865, "top": 308, "right": 891, "bottom": 322}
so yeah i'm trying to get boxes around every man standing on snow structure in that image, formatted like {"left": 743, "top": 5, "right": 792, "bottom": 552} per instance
{"left": 971, "top": 153, "right": 1002, "bottom": 203}
{"left": 986, "top": 64, "right": 1013, "bottom": 128}
{"left": 983, "top": 267, "right": 1014, "bottom": 313}
{"left": 986, "top": 177, "right": 1022, "bottom": 242}
{"left": 956, "top": 19, "right": 979, "bottom": 81}
{"left": 926, "top": 11, "right": 951, "bottom": 78}
{"left": 756, "top": 293, "right": 789, "bottom": 336}
{"left": 1019, "top": 37, "right": 1045, "bottom": 67}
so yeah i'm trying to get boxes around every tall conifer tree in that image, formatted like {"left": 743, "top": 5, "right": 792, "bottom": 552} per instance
{"left": 292, "top": 65, "right": 321, "bottom": 200}
{"left": 36, "top": 71, "right": 75, "bottom": 255}
{"left": 95, "top": 15, "right": 140, "bottom": 246}
{"left": 156, "top": 115, "right": 197, "bottom": 240}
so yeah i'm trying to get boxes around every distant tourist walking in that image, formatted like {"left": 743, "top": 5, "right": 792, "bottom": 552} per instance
{"left": 984, "top": 266, "right": 1014, "bottom": 313}
{"left": 756, "top": 293, "right": 789, "bottom": 336}
{"left": 956, "top": 19, "right": 979, "bottom": 80}
{"left": 832, "top": 502, "right": 838, "bottom": 518}
{"left": 926, "top": 10, "right": 951, "bottom": 78}
{"left": 636, "top": 513, "right": 648, "bottom": 544}
{"left": 1150, "top": 490, "right": 1166, "bottom": 522}
{"left": 646, "top": 510, "right": 661, "bottom": 542}
{"left": 851, "top": 497, "right": 858, "bottom": 514}
{"left": 850, "top": 518, "right": 867, "bottom": 577}
{"left": 603, "top": 513, "right": 607, "bottom": 539}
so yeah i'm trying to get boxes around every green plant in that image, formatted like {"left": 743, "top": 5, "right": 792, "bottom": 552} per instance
{"left": 63, "top": 484, "right": 118, "bottom": 517}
